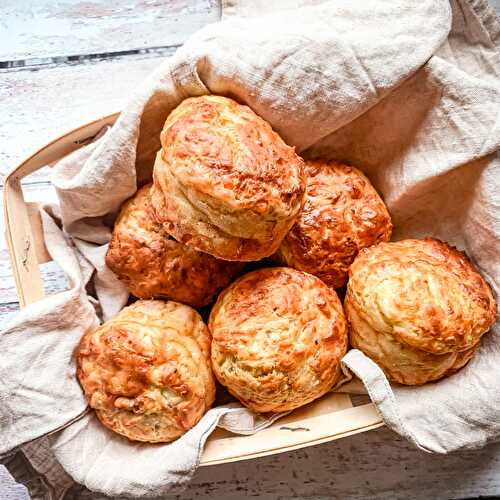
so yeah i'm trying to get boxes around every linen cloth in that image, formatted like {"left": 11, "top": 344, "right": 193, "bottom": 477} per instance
{"left": 0, "top": 0, "right": 499, "bottom": 497}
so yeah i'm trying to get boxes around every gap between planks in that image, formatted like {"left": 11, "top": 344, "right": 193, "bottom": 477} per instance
{"left": 0, "top": 45, "right": 178, "bottom": 72}
{"left": 0, "top": 53, "right": 166, "bottom": 182}
{"left": 2, "top": 2, "right": 500, "bottom": 499}
{"left": 1, "top": 0, "right": 220, "bottom": 63}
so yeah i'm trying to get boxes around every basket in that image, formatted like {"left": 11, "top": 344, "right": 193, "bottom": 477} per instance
{"left": 3, "top": 114, "right": 383, "bottom": 466}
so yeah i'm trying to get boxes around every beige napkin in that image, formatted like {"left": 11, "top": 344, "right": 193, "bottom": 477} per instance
{"left": 1, "top": 0, "right": 499, "bottom": 497}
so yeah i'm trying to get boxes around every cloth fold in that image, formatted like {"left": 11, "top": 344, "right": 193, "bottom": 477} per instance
{"left": 0, "top": 0, "right": 499, "bottom": 497}
{"left": 0, "top": 209, "right": 96, "bottom": 456}
{"left": 50, "top": 405, "right": 288, "bottom": 497}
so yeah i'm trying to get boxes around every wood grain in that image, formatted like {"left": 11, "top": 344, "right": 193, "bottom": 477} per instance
{"left": 182, "top": 428, "right": 500, "bottom": 500}
{"left": 0, "top": 55, "right": 164, "bottom": 182}
{"left": 0, "top": 182, "right": 68, "bottom": 309}
{"left": 1, "top": 0, "right": 219, "bottom": 64}
{"left": 64, "top": 426, "right": 500, "bottom": 499}
{"left": 1, "top": 1, "right": 500, "bottom": 499}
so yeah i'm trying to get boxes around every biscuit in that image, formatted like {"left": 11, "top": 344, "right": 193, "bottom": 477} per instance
{"left": 345, "top": 239, "right": 496, "bottom": 385}
{"left": 106, "top": 184, "right": 243, "bottom": 307}
{"left": 151, "top": 95, "right": 306, "bottom": 261}
{"left": 77, "top": 300, "right": 215, "bottom": 442}
{"left": 209, "top": 267, "right": 348, "bottom": 412}
{"left": 276, "top": 160, "right": 392, "bottom": 288}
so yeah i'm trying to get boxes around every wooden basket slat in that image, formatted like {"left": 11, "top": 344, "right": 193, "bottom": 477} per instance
{"left": 26, "top": 202, "right": 51, "bottom": 264}
{"left": 4, "top": 177, "right": 45, "bottom": 306}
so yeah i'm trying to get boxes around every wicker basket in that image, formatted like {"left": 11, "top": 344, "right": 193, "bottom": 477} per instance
{"left": 3, "top": 114, "right": 383, "bottom": 465}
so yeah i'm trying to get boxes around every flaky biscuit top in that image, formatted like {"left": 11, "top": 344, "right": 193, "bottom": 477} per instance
{"left": 347, "top": 239, "right": 496, "bottom": 354}
{"left": 209, "top": 267, "right": 348, "bottom": 412}
{"left": 345, "top": 238, "right": 496, "bottom": 385}
{"left": 77, "top": 300, "right": 215, "bottom": 442}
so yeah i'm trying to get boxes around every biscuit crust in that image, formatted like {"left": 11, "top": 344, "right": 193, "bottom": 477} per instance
{"left": 106, "top": 184, "right": 243, "bottom": 307}
{"left": 345, "top": 239, "right": 496, "bottom": 385}
{"left": 277, "top": 160, "right": 392, "bottom": 289}
{"left": 77, "top": 300, "right": 215, "bottom": 442}
{"left": 209, "top": 267, "right": 348, "bottom": 412}
{"left": 151, "top": 96, "right": 306, "bottom": 261}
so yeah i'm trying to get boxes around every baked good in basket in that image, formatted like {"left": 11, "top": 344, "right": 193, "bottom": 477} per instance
{"left": 209, "top": 267, "right": 348, "bottom": 412}
{"left": 106, "top": 184, "right": 243, "bottom": 308}
{"left": 151, "top": 95, "right": 306, "bottom": 261}
{"left": 276, "top": 160, "right": 392, "bottom": 288}
{"left": 345, "top": 238, "right": 497, "bottom": 385}
{"left": 76, "top": 300, "right": 215, "bottom": 442}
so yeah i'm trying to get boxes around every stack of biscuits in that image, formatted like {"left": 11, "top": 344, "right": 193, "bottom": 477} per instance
{"left": 76, "top": 96, "right": 496, "bottom": 443}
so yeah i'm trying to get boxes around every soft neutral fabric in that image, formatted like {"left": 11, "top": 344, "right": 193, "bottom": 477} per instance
{"left": 0, "top": 0, "right": 498, "bottom": 497}
{"left": 0, "top": 209, "right": 96, "bottom": 455}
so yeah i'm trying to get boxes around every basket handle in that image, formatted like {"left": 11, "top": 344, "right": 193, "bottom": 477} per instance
{"left": 3, "top": 113, "right": 119, "bottom": 307}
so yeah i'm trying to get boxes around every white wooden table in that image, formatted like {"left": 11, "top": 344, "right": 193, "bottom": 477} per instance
{"left": 1, "top": 1, "right": 500, "bottom": 499}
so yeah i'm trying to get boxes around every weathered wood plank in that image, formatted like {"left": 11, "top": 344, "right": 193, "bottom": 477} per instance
{"left": 2, "top": 2, "right": 500, "bottom": 499}
{"left": 0, "top": 256, "right": 69, "bottom": 306}
{"left": 62, "top": 426, "right": 500, "bottom": 499}
{"left": 2, "top": 251, "right": 81, "bottom": 318}
{"left": 180, "top": 429, "right": 500, "bottom": 500}
{"left": 1, "top": 0, "right": 219, "bottom": 63}
{"left": 0, "top": 54, "right": 165, "bottom": 182}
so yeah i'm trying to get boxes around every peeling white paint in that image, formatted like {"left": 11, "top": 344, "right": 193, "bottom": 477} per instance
{"left": 2, "top": 0, "right": 500, "bottom": 498}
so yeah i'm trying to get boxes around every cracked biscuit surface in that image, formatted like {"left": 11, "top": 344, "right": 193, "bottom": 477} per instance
{"left": 209, "top": 267, "right": 348, "bottom": 412}
{"left": 151, "top": 95, "right": 306, "bottom": 261}
{"left": 77, "top": 300, "right": 215, "bottom": 442}
{"left": 276, "top": 160, "right": 392, "bottom": 289}
{"left": 345, "top": 239, "right": 497, "bottom": 385}
{"left": 106, "top": 184, "right": 243, "bottom": 307}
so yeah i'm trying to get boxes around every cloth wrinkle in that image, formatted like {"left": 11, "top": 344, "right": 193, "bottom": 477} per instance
{"left": 0, "top": 0, "right": 498, "bottom": 497}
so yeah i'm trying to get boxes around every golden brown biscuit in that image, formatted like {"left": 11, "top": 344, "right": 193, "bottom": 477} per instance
{"left": 151, "top": 95, "right": 306, "bottom": 261}
{"left": 106, "top": 184, "right": 243, "bottom": 308}
{"left": 276, "top": 160, "right": 392, "bottom": 289}
{"left": 77, "top": 300, "right": 215, "bottom": 442}
{"left": 209, "top": 267, "right": 348, "bottom": 412}
{"left": 345, "top": 239, "right": 497, "bottom": 385}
